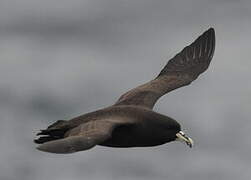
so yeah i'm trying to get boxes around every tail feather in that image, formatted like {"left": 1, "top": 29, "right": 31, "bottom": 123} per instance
{"left": 34, "top": 135, "right": 61, "bottom": 144}
{"left": 34, "top": 120, "right": 70, "bottom": 144}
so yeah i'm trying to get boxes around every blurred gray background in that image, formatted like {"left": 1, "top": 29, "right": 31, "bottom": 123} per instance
{"left": 0, "top": 0, "right": 250, "bottom": 180}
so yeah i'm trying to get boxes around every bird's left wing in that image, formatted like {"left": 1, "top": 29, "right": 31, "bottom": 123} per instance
{"left": 36, "top": 120, "right": 117, "bottom": 154}
{"left": 114, "top": 28, "right": 215, "bottom": 109}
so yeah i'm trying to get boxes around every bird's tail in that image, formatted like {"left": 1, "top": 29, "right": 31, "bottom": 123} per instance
{"left": 34, "top": 120, "right": 70, "bottom": 144}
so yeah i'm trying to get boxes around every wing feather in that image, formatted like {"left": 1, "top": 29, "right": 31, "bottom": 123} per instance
{"left": 36, "top": 120, "right": 117, "bottom": 154}
{"left": 114, "top": 28, "right": 215, "bottom": 109}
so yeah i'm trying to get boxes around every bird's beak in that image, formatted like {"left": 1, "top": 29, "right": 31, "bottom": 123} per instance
{"left": 176, "top": 131, "right": 194, "bottom": 148}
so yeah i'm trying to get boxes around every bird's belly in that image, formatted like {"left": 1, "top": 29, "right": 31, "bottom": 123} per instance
{"left": 99, "top": 124, "right": 167, "bottom": 148}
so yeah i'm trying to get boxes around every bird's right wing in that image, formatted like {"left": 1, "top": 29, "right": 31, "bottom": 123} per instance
{"left": 114, "top": 28, "right": 215, "bottom": 109}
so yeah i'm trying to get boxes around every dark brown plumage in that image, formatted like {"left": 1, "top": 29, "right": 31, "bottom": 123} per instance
{"left": 34, "top": 28, "right": 215, "bottom": 154}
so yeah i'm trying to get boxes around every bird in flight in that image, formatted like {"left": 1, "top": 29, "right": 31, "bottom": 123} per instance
{"left": 34, "top": 28, "right": 215, "bottom": 154}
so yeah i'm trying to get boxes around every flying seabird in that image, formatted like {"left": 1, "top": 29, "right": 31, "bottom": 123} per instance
{"left": 34, "top": 28, "right": 215, "bottom": 154}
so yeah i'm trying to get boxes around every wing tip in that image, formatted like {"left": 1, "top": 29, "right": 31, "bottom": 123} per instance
{"left": 203, "top": 27, "right": 215, "bottom": 37}
{"left": 204, "top": 27, "right": 216, "bottom": 58}
{"left": 158, "top": 28, "right": 216, "bottom": 77}
{"left": 197, "top": 27, "right": 215, "bottom": 46}
{"left": 208, "top": 27, "right": 215, "bottom": 34}
{"left": 197, "top": 27, "right": 215, "bottom": 42}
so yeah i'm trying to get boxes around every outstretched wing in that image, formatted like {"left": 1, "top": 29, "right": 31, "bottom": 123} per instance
{"left": 36, "top": 120, "right": 118, "bottom": 154}
{"left": 114, "top": 28, "right": 215, "bottom": 109}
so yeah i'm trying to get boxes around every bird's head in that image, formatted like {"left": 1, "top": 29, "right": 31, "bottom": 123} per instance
{"left": 161, "top": 118, "right": 193, "bottom": 148}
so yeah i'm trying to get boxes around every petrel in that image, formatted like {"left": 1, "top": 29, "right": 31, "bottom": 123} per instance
{"left": 34, "top": 28, "right": 215, "bottom": 154}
